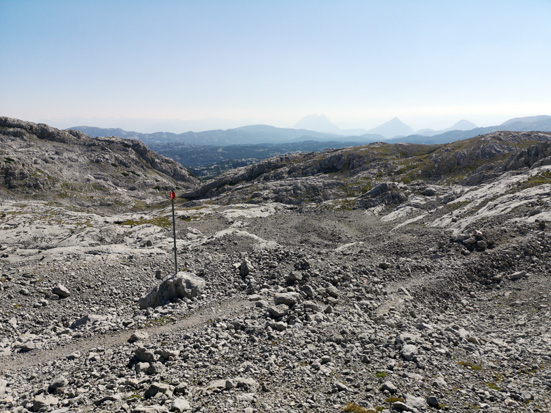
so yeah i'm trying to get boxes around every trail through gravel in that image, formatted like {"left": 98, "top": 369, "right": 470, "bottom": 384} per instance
{"left": 1, "top": 297, "right": 252, "bottom": 372}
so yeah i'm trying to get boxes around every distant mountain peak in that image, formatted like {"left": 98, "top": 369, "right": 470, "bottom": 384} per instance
{"left": 367, "top": 117, "right": 414, "bottom": 139}
{"left": 451, "top": 119, "right": 477, "bottom": 130}
{"left": 294, "top": 114, "right": 341, "bottom": 134}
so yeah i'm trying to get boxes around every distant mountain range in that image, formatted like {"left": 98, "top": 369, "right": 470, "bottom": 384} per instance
{"left": 71, "top": 115, "right": 551, "bottom": 147}
{"left": 292, "top": 115, "right": 478, "bottom": 138}
{"left": 71, "top": 124, "right": 348, "bottom": 146}
{"left": 68, "top": 115, "right": 551, "bottom": 177}
{"left": 415, "top": 119, "right": 478, "bottom": 137}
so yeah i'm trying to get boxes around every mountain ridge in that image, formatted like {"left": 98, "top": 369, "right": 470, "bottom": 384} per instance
{"left": 70, "top": 115, "right": 551, "bottom": 149}
{"left": 0, "top": 117, "right": 199, "bottom": 209}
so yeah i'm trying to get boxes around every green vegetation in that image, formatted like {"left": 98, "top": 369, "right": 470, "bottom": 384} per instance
{"left": 385, "top": 397, "right": 404, "bottom": 403}
{"left": 117, "top": 216, "right": 171, "bottom": 229}
{"left": 457, "top": 361, "right": 482, "bottom": 371}
{"left": 516, "top": 171, "right": 551, "bottom": 190}
{"left": 375, "top": 371, "right": 388, "bottom": 379}
{"left": 145, "top": 316, "right": 173, "bottom": 327}
{"left": 487, "top": 382, "right": 500, "bottom": 391}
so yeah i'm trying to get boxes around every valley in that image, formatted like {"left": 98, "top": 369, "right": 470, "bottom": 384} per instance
{"left": 1, "top": 118, "right": 550, "bottom": 412}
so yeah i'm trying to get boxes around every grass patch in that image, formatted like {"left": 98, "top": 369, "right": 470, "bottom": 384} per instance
{"left": 516, "top": 171, "right": 551, "bottom": 190}
{"left": 375, "top": 371, "right": 388, "bottom": 379}
{"left": 117, "top": 216, "right": 171, "bottom": 229}
{"left": 458, "top": 361, "right": 482, "bottom": 371}
{"left": 385, "top": 397, "right": 404, "bottom": 403}
{"left": 487, "top": 382, "right": 500, "bottom": 391}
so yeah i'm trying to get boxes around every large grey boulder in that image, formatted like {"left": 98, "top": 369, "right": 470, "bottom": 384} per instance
{"left": 139, "top": 271, "right": 205, "bottom": 309}
{"left": 32, "top": 394, "right": 58, "bottom": 412}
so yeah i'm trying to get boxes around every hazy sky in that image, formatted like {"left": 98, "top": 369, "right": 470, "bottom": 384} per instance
{"left": 1, "top": 0, "right": 550, "bottom": 132}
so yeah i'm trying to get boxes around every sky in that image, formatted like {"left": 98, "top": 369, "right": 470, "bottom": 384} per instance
{"left": 1, "top": 0, "right": 551, "bottom": 133}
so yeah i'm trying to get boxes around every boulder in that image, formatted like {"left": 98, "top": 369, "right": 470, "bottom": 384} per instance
{"left": 134, "top": 347, "right": 156, "bottom": 363}
{"left": 381, "top": 381, "right": 397, "bottom": 394}
{"left": 267, "top": 304, "right": 289, "bottom": 318}
{"left": 274, "top": 292, "right": 300, "bottom": 307}
{"left": 52, "top": 284, "right": 70, "bottom": 299}
{"left": 401, "top": 344, "right": 418, "bottom": 361}
{"left": 172, "top": 398, "right": 192, "bottom": 411}
{"left": 48, "top": 376, "right": 68, "bottom": 394}
{"left": 128, "top": 331, "right": 149, "bottom": 343}
{"left": 144, "top": 382, "right": 173, "bottom": 399}
{"left": 32, "top": 394, "right": 58, "bottom": 412}
{"left": 139, "top": 271, "right": 205, "bottom": 309}
{"left": 239, "top": 259, "right": 254, "bottom": 277}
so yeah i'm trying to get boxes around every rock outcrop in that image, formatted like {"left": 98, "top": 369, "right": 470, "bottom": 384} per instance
{"left": 0, "top": 117, "right": 199, "bottom": 208}
{"left": 139, "top": 272, "right": 206, "bottom": 309}
{"left": 183, "top": 131, "right": 551, "bottom": 206}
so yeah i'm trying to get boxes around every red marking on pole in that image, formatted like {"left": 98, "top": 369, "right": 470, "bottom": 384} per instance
{"left": 170, "top": 191, "right": 176, "bottom": 199}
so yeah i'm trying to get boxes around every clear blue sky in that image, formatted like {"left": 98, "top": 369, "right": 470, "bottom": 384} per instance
{"left": 1, "top": 0, "right": 550, "bottom": 132}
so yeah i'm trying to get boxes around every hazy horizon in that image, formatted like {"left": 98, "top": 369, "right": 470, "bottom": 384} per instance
{"left": 35, "top": 113, "right": 509, "bottom": 135}
{"left": 2, "top": 1, "right": 550, "bottom": 134}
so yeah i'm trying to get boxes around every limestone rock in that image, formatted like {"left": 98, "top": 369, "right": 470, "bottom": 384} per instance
{"left": 144, "top": 382, "right": 173, "bottom": 399}
{"left": 128, "top": 330, "right": 149, "bottom": 343}
{"left": 172, "top": 397, "right": 192, "bottom": 411}
{"left": 32, "top": 394, "right": 58, "bottom": 412}
{"left": 273, "top": 292, "right": 300, "bottom": 307}
{"left": 52, "top": 283, "right": 70, "bottom": 299}
{"left": 139, "top": 271, "right": 205, "bottom": 309}
{"left": 401, "top": 344, "right": 418, "bottom": 361}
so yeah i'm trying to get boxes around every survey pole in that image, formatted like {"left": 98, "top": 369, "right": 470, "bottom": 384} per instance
{"left": 170, "top": 191, "right": 178, "bottom": 274}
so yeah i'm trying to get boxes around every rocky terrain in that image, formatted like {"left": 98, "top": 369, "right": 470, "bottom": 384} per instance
{"left": 0, "top": 117, "right": 199, "bottom": 210}
{"left": 1, "top": 119, "right": 551, "bottom": 412}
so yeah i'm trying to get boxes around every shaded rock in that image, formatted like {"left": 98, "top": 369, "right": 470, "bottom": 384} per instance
{"left": 0, "top": 379, "right": 7, "bottom": 398}
{"left": 95, "top": 394, "right": 122, "bottom": 406}
{"left": 135, "top": 347, "right": 156, "bottom": 363}
{"left": 325, "top": 285, "right": 339, "bottom": 298}
{"left": 235, "top": 377, "right": 259, "bottom": 392}
{"left": 392, "top": 401, "right": 415, "bottom": 412}
{"left": 239, "top": 259, "right": 254, "bottom": 277}
{"left": 144, "top": 382, "right": 173, "bottom": 399}
{"left": 128, "top": 331, "right": 149, "bottom": 343}
{"left": 269, "top": 321, "right": 287, "bottom": 331}
{"left": 47, "top": 376, "right": 68, "bottom": 394}
{"left": 267, "top": 305, "right": 289, "bottom": 318}
{"left": 426, "top": 396, "right": 439, "bottom": 408}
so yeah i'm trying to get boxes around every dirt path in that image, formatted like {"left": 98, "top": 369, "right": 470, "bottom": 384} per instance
{"left": 1, "top": 297, "right": 253, "bottom": 372}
